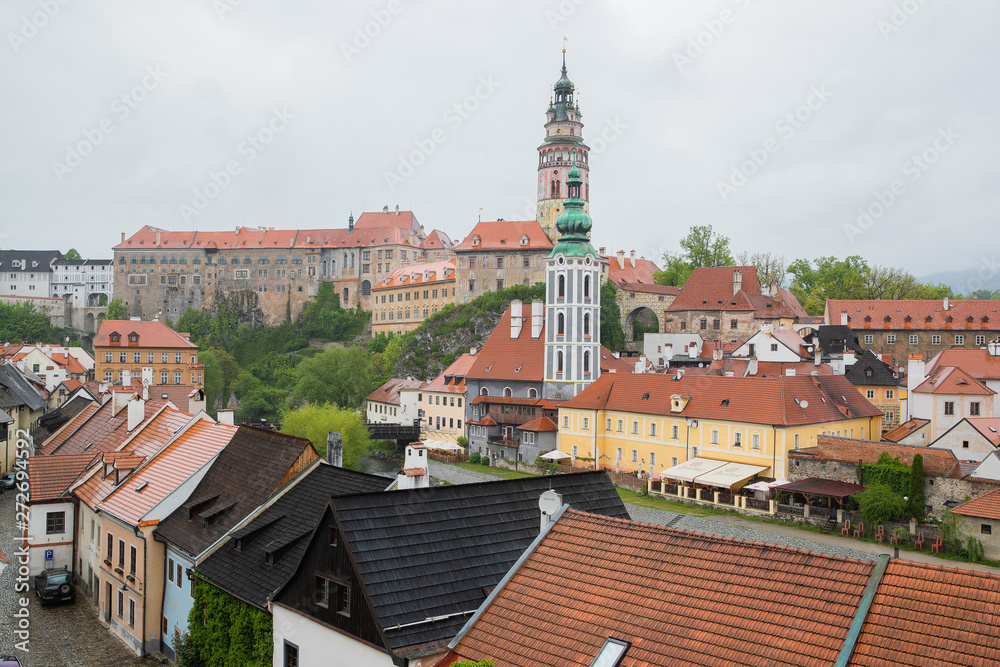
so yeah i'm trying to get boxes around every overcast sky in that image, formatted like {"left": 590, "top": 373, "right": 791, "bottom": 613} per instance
{"left": 2, "top": 0, "right": 996, "bottom": 283}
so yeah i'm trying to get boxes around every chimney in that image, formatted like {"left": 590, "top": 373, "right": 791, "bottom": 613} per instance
{"left": 306, "top": 233, "right": 312, "bottom": 245}
{"left": 747, "top": 358, "right": 758, "bottom": 376}
{"left": 628, "top": 250, "right": 636, "bottom": 267}
{"left": 121, "top": 369, "right": 132, "bottom": 387}
{"left": 616, "top": 250, "right": 625, "bottom": 270}
{"left": 217, "top": 410, "right": 235, "bottom": 426}
{"left": 713, "top": 347, "right": 723, "bottom": 361}
{"left": 510, "top": 300, "right": 523, "bottom": 339}
{"left": 688, "top": 342, "right": 699, "bottom": 358}
{"left": 598, "top": 246, "right": 606, "bottom": 255}
{"left": 733, "top": 269, "right": 742, "bottom": 296}
{"left": 327, "top": 431, "right": 343, "bottom": 468}
{"left": 155, "top": 230, "right": 161, "bottom": 247}
{"left": 141, "top": 367, "right": 153, "bottom": 386}
{"left": 127, "top": 396, "right": 145, "bottom": 431}
{"left": 383, "top": 205, "right": 389, "bottom": 213}
{"left": 395, "top": 204, "right": 400, "bottom": 215}
{"left": 943, "top": 297, "right": 949, "bottom": 312}
{"left": 531, "top": 299, "right": 544, "bottom": 339}
{"left": 907, "top": 354, "right": 925, "bottom": 395}
{"left": 840, "top": 311, "right": 848, "bottom": 326}
{"left": 815, "top": 348, "right": 822, "bottom": 366}
{"left": 120, "top": 232, "right": 125, "bottom": 243}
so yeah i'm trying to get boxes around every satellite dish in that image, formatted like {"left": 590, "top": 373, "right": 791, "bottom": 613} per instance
{"left": 538, "top": 490, "right": 561, "bottom": 516}
{"left": 799, "top": 400, "right": 809, "bottom": 409}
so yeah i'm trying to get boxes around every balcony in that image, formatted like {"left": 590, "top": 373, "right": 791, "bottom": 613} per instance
{"left": 486, "top": 438, "right": 519, "bottom": 449}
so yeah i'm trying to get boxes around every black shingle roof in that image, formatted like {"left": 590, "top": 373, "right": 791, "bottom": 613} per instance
{"left": 196, "top": 463, "right": 390, "bottom": 609}
{"left": 845, "top": 349, "right": 899, "bottom": 387}
{"left": 0, "top": 364, "right": 45, "bottom": 411}
{"left": 818, "top": 325, "right": 863, "bottom": 356}
{"left": 330, "top": 471, "right": 628, "bottom": 655}
{"left": 155, "top": 426, "right": 316, "bottom": 558}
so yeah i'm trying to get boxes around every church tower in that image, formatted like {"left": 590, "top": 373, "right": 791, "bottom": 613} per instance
{"left": 543, "top": 163, "right": 601, "bottom": 401}
{"left": 536, "top": 50, "right": 590, "bottom": 244}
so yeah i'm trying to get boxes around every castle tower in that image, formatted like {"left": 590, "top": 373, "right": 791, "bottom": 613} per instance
{"left": 536, "top": 50, "right": 590, "bottom": 244}
{"left": 543, "top": 164, "right": 600, "bottom": 401}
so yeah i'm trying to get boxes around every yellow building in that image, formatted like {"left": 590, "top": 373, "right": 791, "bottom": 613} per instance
{"left": 844, "top": 349, "right": 904, "bottom": 431}
{"left": 419, "top": 353, "right": 476, "bottom": 443}
{"left": 556, "top": 373, "right": 882, "bottom": 480}
{"left": 371, "top": 259, "right": 456, "bottom": 336}
{"left": 94, "top": 319, "right": 202, "bottom": 388}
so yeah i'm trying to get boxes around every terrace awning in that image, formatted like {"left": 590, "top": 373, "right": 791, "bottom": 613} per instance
{"left": 540, "top": 450, "right": 571, "bottom": 461}
{"left": 694, "top": 463, "right": 769, "bottom": 490}
{"left": 778, "top": 478, "right": 864, "bottom": 498}
{"left": 658, "top": 457, "right": 727, "bottom": 483}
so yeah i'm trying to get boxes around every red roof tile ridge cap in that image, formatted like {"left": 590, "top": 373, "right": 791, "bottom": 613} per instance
{"left": 567, "top": 508, "right": 876, "bottom": 566}
{"left": 886, "top": 558, "right": 1000, "bottom": 581}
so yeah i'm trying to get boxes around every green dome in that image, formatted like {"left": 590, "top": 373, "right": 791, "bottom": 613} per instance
{"left": 550, "top": 164, "right": 596, "bottom": 258}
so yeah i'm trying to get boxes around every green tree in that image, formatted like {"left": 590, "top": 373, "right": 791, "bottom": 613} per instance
{"left": 370, "top": 336, "right": 404, "bottom": 388}
{"left": 735, "top": 251, "right": 787, "bottom": 288}
{"left": 301, "top": 282, "right": 368, "bottom": 341}
{"left": 105, "top": 297, "right": 127, "bottom": 320}
{"left": 294, "top": 345, "right": 373, "bottom": 408}
{"left": 600, "top": 281, "right": 625, "bottom": 351}
{"left": 63, "top": 248, "right": 82, "bottom": 260}
{"left": 187, "top": 579, "right": 271, "bottom": 667}
{"left": 199, "top": 349, "right": 222, "bottom": 414}
{"left": 908, "top": 453, "right": 926, "bottom": 521}
{"left": 680, "top": 224, "right": 733, "bottom": 269}
{"left": 280, "top": 403, "right": 372, "bottom": 469}
{"left": 178, "top": 307, "right": 210, "bottom": 345}
{"left": 0, "top": 302, "right": 69, "bottom": 343}
{"left": 652, "top": 251, "right": 694, "bottom": 287}
{"left": 853, "top": 483, "right": 907, "bottom": 526}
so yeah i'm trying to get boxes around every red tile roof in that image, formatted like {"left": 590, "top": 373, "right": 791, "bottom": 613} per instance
{"left": 454, "top": 220, "right": 553, "bottom": 252}
{"left": 913, "top": 366, "right": 995, "bottom": 396}
{"left": 848, "top": 561, "right": 1000, "bottom": 666}
{"left": 467, "top": 307, "right": 547, "bottom": 381}
{"left": 28, "top": 454, "right": 95, "bottom": 501}
{"left": 826, "top": 299, "right": 1000, "bottom": 330}
{"left": 926, "top": 347, "right": 1000, "bottom": 380}
{"left": 951, "top": 486, "right": 1000, "bottom": 521}
{"left": 882, "top": 418, "right": 930, "bottom": 442}
{"left": 353, "top": 209, "right": 421, "bottom": 233}
{"left": 966, "top": 417, "right": 1000, "bottom": 447}
{"left": 449, "top": 509, "right": 876, "bottom": 667}
{"left": 38, "top": 398, "right": 168, "bottom": 456}
{"left": 95, "top": 319, "right": 198, "bottom": 349}
{"left": 114, "top": 224, "right": 426, "bottom": 252}
{"left": 421, "top": 229, "right": 454, "bottom": 250}
{"left": 366, "top": 378, "right": 426, "bottom": 406}
{"left": 606, "top": 255, "right": 660, "bottom": 286}
{"left": 372, "top": 259, "right": 456, "bottom": 290}
{"left": 99, "top": 419, "right": 236, "bottom": 526}
{"left": 667, "top": 266, "right": 761, "bottom": 312}
{"left": 791, "top": 435, "right": 962, "bottom": 477}
{"left": 516, "top": 416, "right": 557, "bottom": 432}
{"left": 400, "top": 468, "right": 426, "bottom": 477}
{"left": 564, "top": 373, "right": 883, "bottom": 426}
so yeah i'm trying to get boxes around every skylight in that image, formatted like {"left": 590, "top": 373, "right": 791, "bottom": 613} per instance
{"left": 136, "top": 482, "right": 149, "bottom": 493}
{"left": 590, "top": 638, "right": 630, "bottom": 667}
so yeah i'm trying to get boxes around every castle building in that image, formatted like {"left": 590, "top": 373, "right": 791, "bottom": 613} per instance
{"left": 370, "top": 259, "right": 457, "bottom": 336}
{"left": 93, "top": 319, "right": 202, "bottom": 388}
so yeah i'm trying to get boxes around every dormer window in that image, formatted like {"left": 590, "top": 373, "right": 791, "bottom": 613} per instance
{"left": 471, "top": 235, "right": 480, "bottom": 247}
{"left": 109, "top": 332, "right": 121, "bottom": 343}
{"left": 520, "top": 234, "right": 529, "bottom": 246}
{"left": 128, "top": 332, "right": 139, "bottom": 343}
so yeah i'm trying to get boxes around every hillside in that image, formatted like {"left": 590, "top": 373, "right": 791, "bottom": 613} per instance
{"left": 390, "top": 283, "right": 545, "bottom": 381}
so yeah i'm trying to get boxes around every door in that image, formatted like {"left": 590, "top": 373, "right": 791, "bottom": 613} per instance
{"left": 104, "top": 581, "right": 112, "bottom": 621}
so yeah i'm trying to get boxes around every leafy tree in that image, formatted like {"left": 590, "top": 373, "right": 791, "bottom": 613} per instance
{"left": 105, "top": 297, "right": 127, "bottom": 320}
{"left": 680, "top": 224, "right": 734, "bottom": 269}
{"left": 63, "top": 248, "right": 82, "bottom": 260}
{"left": 294, "top": 345, "right": 373, "bottom": 408}
{"left": 735, "top": 251, "right": 787, "bottom": 288}
{"left": 232, "top": 370, "right": 287, "bottom": 423}
{"left": 187, "top": 578, "right": 271, "bottom": 667}
{"left": 0, "top": 302, "right": 71, "bottom": 343}
{"left": 280, "top": 403, "right": 372, "bottom": 469}
{"left": 652, "top": 251, "right": 694, "bottom": 287}
{"left": 371, "top": 336, "right": 404, "bottom": 388}
{"left": 301, "top": 282, "right": 368, "bottom": 341}
{"left": 908, "top": 453, "right": 926, "bottom": 521}
{"left": 600, "top": 281, "right": 624, "bottom": 351}
{"left": 853, "top": 483, "right": 907, "bottom": 526}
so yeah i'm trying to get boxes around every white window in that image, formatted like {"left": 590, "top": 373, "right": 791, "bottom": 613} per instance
{"left": 691, "top": 447, "right": 698, "bottom": 457}
{"left": 866, "top": 390, "right": 875, "bottom": 399}
{"left": 572, "top": 445, "right": 578, "bottom": 458}
{"left": 932, "top": 335, "right": 941, "bottom": 344}
{"left": 909, "top": 335, "right": 918, "bottom": 344}
{"left": 886, "top": 334, "right": 896, "bottom": 344}
{"left": 671, "top": 424, "right": 679, "bottom": 440}
{"left": 955, "top": 335, "right": 965, "bottom": 345}
{"left": 563, "top": 415, "right": 569, "bottom": 428}
{"left": 631, "top": 449, "right": 637, "bottom": 463}
{"left": 794, "top": 433, "right": 800, "bottom": 449}
{"left": 649, "top": 452, "right": 655, "bottom": 466}
{"left": 885, "top": 411, "right": 896, "bottom": 423}
{"left": 711, "top": 429, "right": 719, "bottom": 445}
{"left": 523, "top": 432, "right": 534, "bottom": 444}
{"left": 582, "top": 417, "right": 589, "bottom": 431}
{"left": 885, "top": 389, "right": 894, "bottom": 399}
{"left": 977, "top": 335, "right": 986, "bottom": 346}
{"left": 632, "top": 421, "right": 639, "bottom": 435}
{"left": 751, "top": 433, "right": 761, "bottom": 452}
{"left": 616, "top": 447, "right": 622, "bottom": 463}
{"left": 734, "top": 432, "right": 742, "bottom": 448}
{"left": 649, "top": 423, "right": 656, "bottom": 437}
{"left": 617, "top": 419, "right": 623, "bottom": 433}
{"left": 864, "top": 334, "right": 873, "bottom": 344}
{"left": 606, "top": 418, "right": 612, "bottom": 431}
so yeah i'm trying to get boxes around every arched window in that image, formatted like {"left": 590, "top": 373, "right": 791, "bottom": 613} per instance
{"left": 556, "top": 351, "right": 564, "bottom": 373}
{"left": 583, "top": 275, "right": 591, "bottom": 299}
{"left": 557, "top": 313, "right": 565, "bottom": 336}
{"left": 558, "top": 275, "right": 565, "bottom": 298}
{"left": 583, "top": 313, "right": 591, "bottom": 337}
{"left": 361, "top": 280, "right": 371, "bottom": 296}
{"left": 528, "top": 388, "right": 538, "bottom": 398}
{"left": 503, "top": 387, "right": 512, "bottom": 397}
{"left": 480, "top": 387, "right": 489, "bottom": 396}
{"left": 583, "top": 350, "right": 591, "bottom": 374}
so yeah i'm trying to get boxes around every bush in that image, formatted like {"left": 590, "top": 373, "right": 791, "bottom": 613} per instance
{"left": 456, "top": 436, "right": 468, "bottom": 448}
{"left": 481, "top": 457, "right": 491, "bottom": 467}
{"left": 469, "top": 452, "right": 481, "bottom": 464}
{"left": 967, "top": 536, "right": 986, "bottom": 562}
{"left": 853, "top": 483, "right": 907, "bottom": 527}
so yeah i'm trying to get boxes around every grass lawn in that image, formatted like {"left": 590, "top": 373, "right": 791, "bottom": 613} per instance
{"left": 615, "top": 488, "right": 723, "bottom": 517}
{"left": 452, "top": 461, "right": 536, "bottom": 479}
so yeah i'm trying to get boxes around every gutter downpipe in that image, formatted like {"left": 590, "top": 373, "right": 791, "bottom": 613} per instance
{"left": 834, "top": 553, "right": 890, "bottom": 667}
{"left": 134, "top": 523, "right": 148, "bottom": 658}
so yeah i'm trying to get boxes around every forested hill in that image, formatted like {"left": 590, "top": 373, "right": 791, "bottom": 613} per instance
{"left": 386, "top": 283, "right": 545, "bottom": 382}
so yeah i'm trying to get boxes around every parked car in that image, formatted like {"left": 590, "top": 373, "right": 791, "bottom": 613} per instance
{"left": 34, "top": 567, "right": 76, "bottom": 606}
{"left": 0, "top": 472, "right": 15, "bottom": 491}
{"left": 0, "top": 656, "right": 24, "bottom": 666}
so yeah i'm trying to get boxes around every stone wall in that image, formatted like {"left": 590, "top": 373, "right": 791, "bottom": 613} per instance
{"left": 616, "top": 289, "right": 676, "bottom": 341}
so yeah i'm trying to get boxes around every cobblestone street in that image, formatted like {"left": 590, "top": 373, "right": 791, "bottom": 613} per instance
{"left": 0, "top": 490, "right": 153, "bottom": 666}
